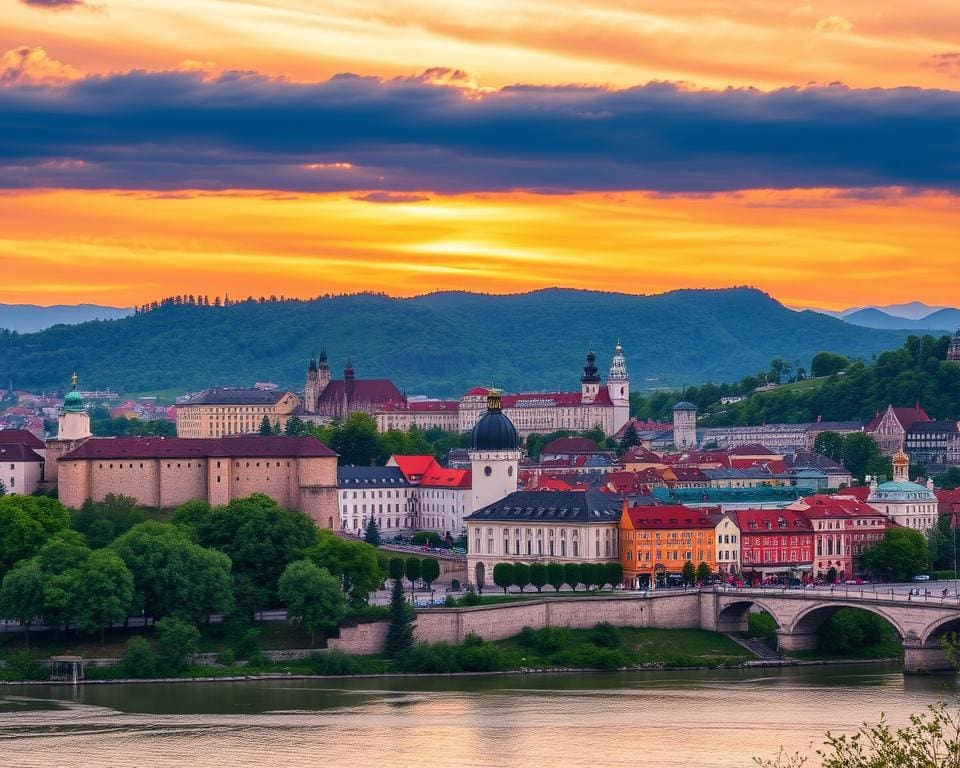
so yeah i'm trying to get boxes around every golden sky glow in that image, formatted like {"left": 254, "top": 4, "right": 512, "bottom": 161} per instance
{"left": 1, "top": 188, "right": 957, "bottom": 309}
{"left": 2, "top": 0, "right": 959, "bottom": 309}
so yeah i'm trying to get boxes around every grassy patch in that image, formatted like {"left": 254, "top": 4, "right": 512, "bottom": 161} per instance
{"left": 746, "top": 611, "right": 779, "bottom": 650}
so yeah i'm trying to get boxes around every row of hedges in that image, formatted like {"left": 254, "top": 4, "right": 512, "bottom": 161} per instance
{"left": 491, "top": 562, "right": 624, "bottom": 593}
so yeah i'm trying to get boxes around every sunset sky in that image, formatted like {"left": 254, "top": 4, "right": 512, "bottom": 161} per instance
{"left": 2, "top": 0, "right": 959, "bottom": 309}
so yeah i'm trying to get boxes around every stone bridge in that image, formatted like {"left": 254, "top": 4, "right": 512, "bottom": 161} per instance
{"left": 701, "top": 586, "right": 960, "bottom": 673}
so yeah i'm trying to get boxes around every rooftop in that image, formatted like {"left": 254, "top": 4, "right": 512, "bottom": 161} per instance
{"left": 60, "top": 435, "right": 336, "bottom": 461}
{"left": 179, "top": 388, "right": 294, "bottom": 406}
{"left": 465, "top": 489, "right": 622, "bottom": 523}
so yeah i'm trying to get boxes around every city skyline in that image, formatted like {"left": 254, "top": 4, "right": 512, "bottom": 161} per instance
{"left": 2, "top": 0, "right": 958, "bottom": 308}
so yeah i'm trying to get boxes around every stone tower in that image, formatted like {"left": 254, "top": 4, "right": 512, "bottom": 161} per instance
{"left": 672, "top": 400, "right": 698, "bottom": 450}
{"left": 469, "top": 390, "right": 520, "bottom": 512}
{"left": 57, "top": 372, "right": 91, "bottom": 441}
{"left": 317, "top": 348, "right": 331, "bottom": 391}
{"left": 580, "top": 349, "right": 601, "bottom": 404}
{"left": 304, "top": 355, "right": 319, "bottom": 414}
{"left": 607, "top": 341, "right": 630, "bottom": 436}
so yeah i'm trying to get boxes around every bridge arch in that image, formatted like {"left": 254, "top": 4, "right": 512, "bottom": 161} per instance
{"left": 780, "top": 601, "right": 907, "bottom": 656}
{"left": 921, "top": 615, "right": 960, "bottom": 650}
{"left": 715, "top": 598, "right": 782, "bottom": 634}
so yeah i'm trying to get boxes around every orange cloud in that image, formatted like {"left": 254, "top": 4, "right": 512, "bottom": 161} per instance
{"left": 0, "top": 187, "right": 956, "bottom": 310}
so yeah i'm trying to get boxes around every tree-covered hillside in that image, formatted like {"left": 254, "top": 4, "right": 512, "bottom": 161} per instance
{"left": 632, "top": 334, "right": 960, "bottom": 425}
{"left": 0, "top": 288, "right": 910, "bottom": 397}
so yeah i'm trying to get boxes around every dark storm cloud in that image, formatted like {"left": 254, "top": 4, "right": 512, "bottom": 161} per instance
{"left": 0, "top": 69, "right": 958, "bottom": 193}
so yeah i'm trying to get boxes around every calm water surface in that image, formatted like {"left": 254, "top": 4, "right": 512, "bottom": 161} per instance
{"left": 0, "top": 665, "right": 953, "bottom": 768}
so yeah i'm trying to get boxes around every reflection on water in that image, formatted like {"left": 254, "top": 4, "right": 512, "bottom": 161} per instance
{"left": 0, "top": 665, "right": 952, "bottom": 768}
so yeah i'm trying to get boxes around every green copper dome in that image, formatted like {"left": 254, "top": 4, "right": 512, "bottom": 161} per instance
{"left": 63, "top": 373, "right": 85, "bottom": 412}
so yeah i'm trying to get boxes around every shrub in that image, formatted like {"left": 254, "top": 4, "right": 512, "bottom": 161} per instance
{"left": 399, "top": 642, "right": 460, "bottom": 673}
{"left": 517, "top": 625, "right": 539, "bottom": 648}
{"left": 121, "top": 636, "right": 157, "bottom": 678}
{"left": 535, "top": 626, "right": 570, "bottom": 655}
{"left": 459, "top": 590, "right": 481, "bottom": 606}
{"left": 456, "top": 643, "right": 507, "bottom": 672}
{"left": 444, "top": 595, "right": 456, "bottom": 607}
{"left": 232, "top": 627, "right": 261, "bottom": 660}
{"left": 216, "top": 649, "right": 236, "bottom": 666}
{"left": 155, "top": 616, "right": 201, "bottom": 673}
{"left": 412, "top": 531, "right": 443, "bottom": 547}
{"left": 552, "top": 646, "right": 627, "bottom": 670}
{"left": 306, "top": 650, "right": 362, "bottom": 676}
{"left": 451, "top": 579, "right": 461, "bottom": 591}
{"left": 591, "top": 622, "right": 621, "bottom": 648}
{"left": 462, "top": 632, "right": 484, "bottom": 648}
{"left": 7, "top": 651, "right": 48, "bottom": 681}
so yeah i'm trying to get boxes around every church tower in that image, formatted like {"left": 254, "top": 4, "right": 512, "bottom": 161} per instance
{"left": 57, "top": 372, "right": 92, "bottom": 441}
{"left": 304, "top": 355, "right": 319, "bottom": 414}
{"left": 469, "top": 390, "right": 520, "bottom": 512}
{"left": 317, "top": 347, "right": 331, "bottom": 392}
{"left": 672, "top": 400, "right": 698, "bottom": 450}
{"left": 580, "top": 349, "right": 601, "bottom": 404}
{"left": 607, "top": 342, "right": 630, "bottom": 435}
{"left": 893, "top": 444, "right": 910, "bottom": 482}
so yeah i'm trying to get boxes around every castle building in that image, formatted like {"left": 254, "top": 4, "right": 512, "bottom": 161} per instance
{"left": 57, "top": 435, "right": 338, "bottom": 527}
{"left": 44, "top": 373, "right": 93, "bottom": 483}
{"left": 376, "top": 346, "right": 631, "bottom": 438}
{"left": 303, "top": 350, "right": 406, "bottom": 421}
{"left": 175, "top": 388, "right": 300, "bottom": 437}
{"left": 866, "top": 447, "right": 939, "bottom": 530}
{"left": 866, "top": 403, "right": 931, "bottom": 457}
{"left": 672, "top": 401, "right": 698, "bottom": 449}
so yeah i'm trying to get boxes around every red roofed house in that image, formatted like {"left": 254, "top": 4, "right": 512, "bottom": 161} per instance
{"left": 866, "top": 403, "right": 931, "bottom": 456}
{"left": 788, "top": 494, "right": 890, "bottom": 581}
{"left": 734, "top": 508, "right": 814, "bottom": 584}
{"left": 57, "top": 435, "right": 338, "bottom": 526}
{"left": 0, "top": 429, "right": 46, "bottom": 495}
{"left": 387, "top": 454, "right": 474, "bottom": 535}
{"left": 375, "top": 346, "right": 632, "bottom": 438}
{"left": 620, "top": 503, "right": 719, "bottom": 588}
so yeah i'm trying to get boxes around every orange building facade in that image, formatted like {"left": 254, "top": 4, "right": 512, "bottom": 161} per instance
{"left": 619, "top": 503, "right": 718, "bottom": 588}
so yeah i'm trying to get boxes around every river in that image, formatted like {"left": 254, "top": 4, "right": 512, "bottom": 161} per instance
{"left": 0, "top": 665, "right": 954, "bottom": 768}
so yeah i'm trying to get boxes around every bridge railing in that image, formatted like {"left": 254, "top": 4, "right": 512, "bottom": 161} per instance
{"left": 713, "top": 584, "right": 960, "bottom": 606}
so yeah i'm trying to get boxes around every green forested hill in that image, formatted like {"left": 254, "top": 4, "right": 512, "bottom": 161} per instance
{"left": 0, "top": 288, "right": 911, "bottom": 397}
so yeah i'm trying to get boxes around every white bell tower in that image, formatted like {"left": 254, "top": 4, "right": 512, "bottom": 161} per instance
{"left": 468, "top": 390, "right": 520, "bottom": 512}
{"left": 607, "top": 341, "right": 630, "bottom": 435}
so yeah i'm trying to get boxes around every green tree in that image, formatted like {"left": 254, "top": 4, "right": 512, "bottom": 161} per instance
{"left": 493, "top": 562, "right": 514, "bottom": 594}
{"left": 580, "top": 563, "right": 597, "bottom": 590}
{"left": 564, "top": 563, "right": 581, "bottom": 591}
{"left": 935, "top": 467, "right": 960, "bottom": 490}
{"left": 283, "top": 416, "right": 309, "bottom": 436}
{"left": 841, "top": 432, "right": 884, "bottom": 482}
{"left": 513, "top": 562, "right": 530, "bottom": 593}
{"left": 112, "top": 521, "right": 234, "bottom": 622}
{"left": 72, "top": 549, "right": 135, "bottom": 643}
{"left": 170, "top": 498, "right": 212, "bottom": 531}
{"left": 0, "top": 559, "right": 44, "bottom": 648}
{"left": 363, "top": 518, "right": 381, "bottom": 547}
{"left": 330, "top": 413, "right": 382, "bottom": 466}
{"left": 193, "top": 494, "right": 316, "bottom": 612}
{"left": 618, "top": 423, "right": 640, "bottom": 453}
{"left": 604, "top": 561, "right": 624, "bottom": 590}
{"left": 547, "top": 562, "right": 565, "bottom": 592}
{"left": 405, "top": 557, "right": 422, "bottom": 592}
{"left": 529, "top": 562, "right": 548, "bottom": 592}
{"left": 121, "top": 635, "right": 157, "bottom": 678}
{"left": 860, "top": 528, "right": 929, "bottom": 582}
{"left": 278, "top": 560, "right": 347, "bottom": 646}
{"left": 0, "top": 495, "right": 71, "bottom": 579}
{"left": 813, "top": 431, "right": 845, "bottom": 463}
{"left": 810, "top": 351, "right": 850, "bottom": 378}
{"left": 303, "top": 530, "right": 384, "bottom": 609}
{"left": 259, "top": 415, "right": 273, "bottom": 435}
{"left": 384, "top": 576, "right": 415, "bottom": 658}
{"left": 696, "top": 561, "right": 711, "bottom": 584}
{"left": 681, "top": 560, "right": 696, "bottom": 586}
{"left": 420, "top": 558, "right": 440, "bottom": 589}
{"left": 388, "top": 557, "right": 405, "bottom": 582}
{"left": 155, "top": 616, "right": 201, "bottom": 674}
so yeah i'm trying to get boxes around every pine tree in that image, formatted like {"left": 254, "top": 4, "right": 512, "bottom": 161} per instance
{"left": 384, "top": 577, "right": 414, "bottom": 658}
{"left": 363, "top": 518, "right": 381, "bottom": 547}
{"left": 259, "top": 415, "right": 272, "bottom": 435}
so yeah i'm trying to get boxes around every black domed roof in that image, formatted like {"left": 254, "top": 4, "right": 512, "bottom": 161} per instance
{"left": 471, "top": 391, "right": 519, "bottom": 451}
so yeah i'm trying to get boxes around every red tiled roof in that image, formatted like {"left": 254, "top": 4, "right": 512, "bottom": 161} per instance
{"left": 799, "top": 494, "right": 885, "bottom": 518}
{"left": 866, "top": 405, "right": 931, "bottom": 432}
{"left": 727, "top": 444, "right": 778, "bottom": 455}
{"left": 421, "top": 465, "right": 471, "bottom": 489}
{"left": 0, "top": 429, "right": 45, "bottom": 448}
{"left": 838, "top": 486, "right": 872, "bottom": 502}
{"left": 532, "top": 477, "right": 574, "bottom": 491}
{"left": 60, "top": 435, "right": 336, "bottom": 461}
{"left": 317, "top": 379, "right": 406, "bottom": 408}
{"left": 622, "top": 446, "right": 663, "bottom": 463}
{"left": 0, "top": 443, "right": 43, "bottom": 462}
{"left": 624, "top": 504, "right": 717, "bottom": 529}
{"left": 734, "top": 508, "right": 812, "bottom": 534}
{"left": 500, "top": 389, "right": 614, "bottom": 407}
{"left": 389, "top": 454, "right": 438, "bottom": 481}
{"left": 465, "top": 386, "right": 491, "bottom": 396}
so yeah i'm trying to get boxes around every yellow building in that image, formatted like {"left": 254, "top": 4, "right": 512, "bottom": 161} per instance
{"left": 176, "top": 388, "right": 300, "bottom": 438}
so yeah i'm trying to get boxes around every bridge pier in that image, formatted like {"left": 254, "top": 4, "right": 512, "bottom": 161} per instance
{"left": 776, "top": 630, "right": 818, "bottom": 653}
{"left": 903, "top": 644, "right": 954, "bottom": 674}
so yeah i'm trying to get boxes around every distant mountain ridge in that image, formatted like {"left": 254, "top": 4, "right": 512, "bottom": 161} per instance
{"left": 840, "top": 307, "right": 960, "bottom": 331}
{"left": 0, "top": 288, "right": 921, "bottom": 397}
{"left": 0, "top": 303, "right": 133, "bottom": 333}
